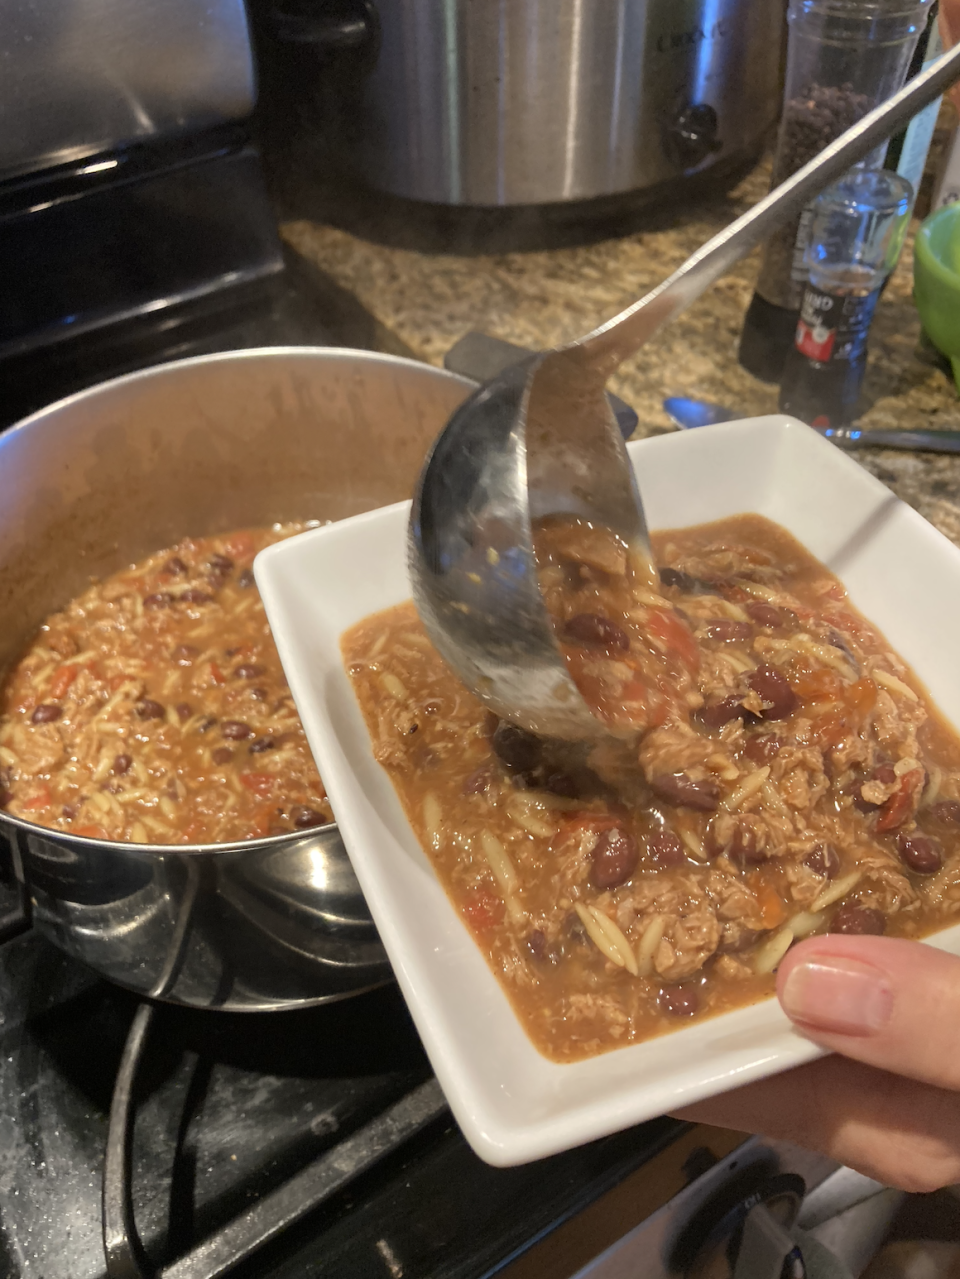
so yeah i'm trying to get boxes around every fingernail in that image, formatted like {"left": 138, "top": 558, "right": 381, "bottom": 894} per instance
{"left": 781, "top": 957, "right": 893, "bottom": 1036}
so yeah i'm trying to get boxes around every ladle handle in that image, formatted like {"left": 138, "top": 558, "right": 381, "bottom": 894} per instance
{"left": 578, "top": 40, "right": 960, "bottom": 377}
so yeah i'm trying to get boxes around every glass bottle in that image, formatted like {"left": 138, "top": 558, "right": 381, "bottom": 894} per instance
{"left": 739, "top": 0, "right": 933, "bottom": 383}
{"left": 778, "top": 168, "right": 912, "bottom": 427}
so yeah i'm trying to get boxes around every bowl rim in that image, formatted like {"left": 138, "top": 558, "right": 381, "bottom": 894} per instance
{"left": 916, "top": 202, "right": 960, "bottom": 291}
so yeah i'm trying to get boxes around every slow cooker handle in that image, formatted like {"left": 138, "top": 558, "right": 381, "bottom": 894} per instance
{"left": 267, "top": 0, "right": 379, "bottom": 59}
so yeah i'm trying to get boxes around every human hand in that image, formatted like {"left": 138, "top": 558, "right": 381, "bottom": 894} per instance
{"left": 672, "top": 934, "right": 960, "bottom": 1193}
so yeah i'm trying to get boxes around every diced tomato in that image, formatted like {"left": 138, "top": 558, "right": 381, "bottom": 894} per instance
{"left": 747, "top": 872, "right": 788, "bottom": 930}
{"left": 209, "top": 661, "right": 226, "bottom": 685}
{"left": 876, "top": 769, "right": 923, "bottom": 832}
{"left": 561, "top": 811, "right": 624, "bottom": 836}
{"left": 462, "top": 886, "right": 505, "bottom": 932}
{"left": 22, "top": 784, "right": 52, "bottom": 812}
{"left": 645, "top": 608, "right": 700, "bottom": 673}
{"left": 239, "top": 771, "right": 276, "bottom": 798}
{"left": 790, "top": 668, "right": 842, "bottom": 703}
{"left": 72, "top": 825, "right": 109, "bottom": 840}
{"left": 48, "top": 664, "right": 79, "bottom": 700}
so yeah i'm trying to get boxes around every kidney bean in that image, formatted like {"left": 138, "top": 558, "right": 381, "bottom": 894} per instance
{"left": 113, "top": 753, "right": 133, "bottom": 776}
{"left": 220, "top": 720, "right": 253, "bottom": 740}
{"left": 212, "top": 747, "right": 233, "bottom": 765}
{"left": 931, "top": 801, "right": 960, "bottom": 824}
{"left": 851, "top": 763, "right": 896, "bottom": 813}
{"left": 564, "top": 613, "right": 631, "bottom": 651}
{"left": 292, "top": 806, "right": 327, "bottom": 830}
{"left": 208, "top": 553, "right": 234, "bottom": 572}
{"left": 897, "top": 832, "right": 943, "bottom": 875}
{"left": 647, "top": 829, "right": 686, "bottom": 868}
{"left": 163, "top": 557, "right": 188, "bottom": 575}
{"left": 829, "top": 904, "right": 885, "bottom": 935}
{"left": 178, "top": 589, "right": 213, "bottom": 605}
{"left": 727, "top": 821, "right": 767, "bottom": 867}
{"left": 591, "top": 827, "right": 639, "bottom": 889}
{"left": 196, "top": 716, "right": 217, "bottom": 733}
{"left": 702, "top": 619, "right": 752, "bottom": 643}
{"left": 492, "top": 721, "right": 543, "bottom": 772}
{"left": 237, "top": 568, "right": 255, "bottom": 589}
{"left": 249, "top": 736, "right": 276, "bottom": 754}
{"left": 748, "top": 665, "right": 798, "bottom": 720}
{"left": 31, "top": 703, "right": 62, "bottom": 724}
{"left": 171, "top": 644, "right": 199, "bottom": 665}
{"left": 649, "top": 772, "right": 720, "bottom": 811}
{"left": 135, "top": 699, "right": 165, "bottom": 720}
{"left": 60, "top": 802, "right": 77, "bottom": 819}
{"left": 463, "top": 767, "right": 493, "bottom": 795}
{"left": 695, "top": 695, "right": 749, "bottom": 732}
{"left": 804, "top": 843, "right": 840, "bottom": 878}
{"left": 144, "top": 592, "right": 174, "bottom": 609}
{"left": 659, "top": 986, "right": 700, "bottom": 1017}
{"left": 746, "top": 602, "right": 783, "bottom": 628}
{"left": 234, "top": 664, "right": 265, "bottom": 680}
{"left": 744, "top": 734, "right": 781, "bottom": 765}
{"left": 526, "top": 930, "right": 547, "bottom": 961}
{"left": 175, "top": 703, "right": 192, "bottom": 723}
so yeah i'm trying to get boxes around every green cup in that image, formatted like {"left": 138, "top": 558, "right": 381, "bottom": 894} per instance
{"left": 914, "top": 200, "right": 960, "bottom": 394}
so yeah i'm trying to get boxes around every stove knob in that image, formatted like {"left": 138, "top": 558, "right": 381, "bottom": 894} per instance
{"left": 668, "top": 103, "right": 723, "bottom": 168}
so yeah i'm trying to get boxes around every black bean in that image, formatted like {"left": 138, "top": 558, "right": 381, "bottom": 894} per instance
{"left": 932, "top": 801, "right": 960, "bottom": 824}
{"left": 212, "top": 747, "right": 233, "bottom": 765}
{"left": 702, "top": 619, "right": 752, "bottom": 643}
{"left": 221, "top": 721, "right": 253, "bottom": 740}
{"left": 196, "top": 716, "right": 217, "bottom": 733}
{"left": 526, "top": 930, "right": 547, "bottom": 961}
{"left": 237, "top": 568, "right": 255, "bottom": 589}
{"left": 249, "top": 736, "right": 276, "bottom": 754}
{"left": 829, "top": 904, "right": 885, "bottom": 936}
{"left": 293, "top": 806, "right": 327, "bottom": 830}
{"left": 658, "top": 566, "right": 698, "bottom": 592}
{"left": 851, "top": 763, "right": 896, "bottom": 812}
{"left": 492, "top": 722, "right": 543, "bottom": 772}
{"left": 726, "top": 820, "right": 767, "bottom": 867}
{"left": 804, "top": 843, "right": 840, "bottom": 878}
{"left": 250, "top": 687, "right": 268, "bottom": 701}
{"left": 897, "top": 832, "right": 943, "bottom": 875}
{"left": 31, "top": 703, "right": 62, "bottom": 724}
{"left": 563, "top": 613, "right": 630, "bottom": 651}
{"left": 171, "top": 644, "right": 199, "bottom": 664}
{"left": 144, "top": 592, "right": 174, "bottom": 609}
{"left": 135, "top": 699, "right": 165, "bottom": 720}
{"left": 113, "top": 753, "right": 133, "bottom": 776}
{"left": 590, "top": 827, "right": 639, "bottom": 889}
{"left": 744, "top": 734, "right": 782, "bottom": 765}
{"left": 647, "top": 829, "right": 686, "bottom": 868}
{"left": 208, "top": 553, "right": 234, "bottom": 572}
{"left": 234, "top": 664, "right": 265, "bottom": 680}
{"left": 659, "top": 986, "right": 700, "bottom": 1017}
{"left": 163, "top": 557, "right": 188, "bottom": 575}
{"left": 463, "top": 767, "right": 493, "bottom": 795}
{"left": 649, "top": 772, "right": 720, "bottom": 811}
{"left": 178, "top": 589, "right": 213, "bottom": 605}
{"left": 541, "top": 770, "right": 583, "bottom": 799}
{"left": 746, "top": 601, "right": 783, "bottom": 628}
{"left": 695, "top": 695, "right": 749, "bottom": 732}
{"left": 748, "top": 665, "right": 798, "bottom": 720}
{"left": 175, "top": 702, "right": 192, "bottom": 722}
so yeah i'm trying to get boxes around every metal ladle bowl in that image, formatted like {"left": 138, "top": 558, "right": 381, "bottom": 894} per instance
{"left": 409, "top": 42, "right": 960, "bottom": 741}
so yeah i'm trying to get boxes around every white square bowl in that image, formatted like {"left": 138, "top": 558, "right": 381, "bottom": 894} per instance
{"left": 255, "top": 415, "right": 960, "bottom": 1167}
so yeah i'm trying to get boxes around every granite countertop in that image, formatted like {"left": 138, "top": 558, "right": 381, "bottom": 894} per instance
{"left": 281, "top": 150, "right": 960, "bottom": 547}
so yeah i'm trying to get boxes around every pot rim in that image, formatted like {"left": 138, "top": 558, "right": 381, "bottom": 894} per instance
{"left": 0, "top": 344, "right": 475, "bottom": 860}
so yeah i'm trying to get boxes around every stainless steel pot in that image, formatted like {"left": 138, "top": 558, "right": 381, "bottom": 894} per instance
{"left": 332, "top": 0, "right": 785, "bottom": 206}
{"left": 0, "top": 348, "right": 473, "bottom": 1011}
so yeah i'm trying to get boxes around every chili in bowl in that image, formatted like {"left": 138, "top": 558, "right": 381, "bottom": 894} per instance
{"left": 255, "top": 416, "right": 960, "bottom": 1166}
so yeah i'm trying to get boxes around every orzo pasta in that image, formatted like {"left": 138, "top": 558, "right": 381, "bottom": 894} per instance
{"left": 342, "top": 514, "right": 960, "bottom": 1062}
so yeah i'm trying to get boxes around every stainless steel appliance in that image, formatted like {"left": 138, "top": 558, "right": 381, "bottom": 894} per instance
{"left": 298, "top": 0, "right": 786, "bottom": 207}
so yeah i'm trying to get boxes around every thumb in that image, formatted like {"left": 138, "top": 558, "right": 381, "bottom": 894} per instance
{"left": 777, "top": 934, "right": 960, "bottom": 1092}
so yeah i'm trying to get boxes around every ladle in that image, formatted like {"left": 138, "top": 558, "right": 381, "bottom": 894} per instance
{"left": 410, "top": 42, "right": 960, "bottom": 742}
